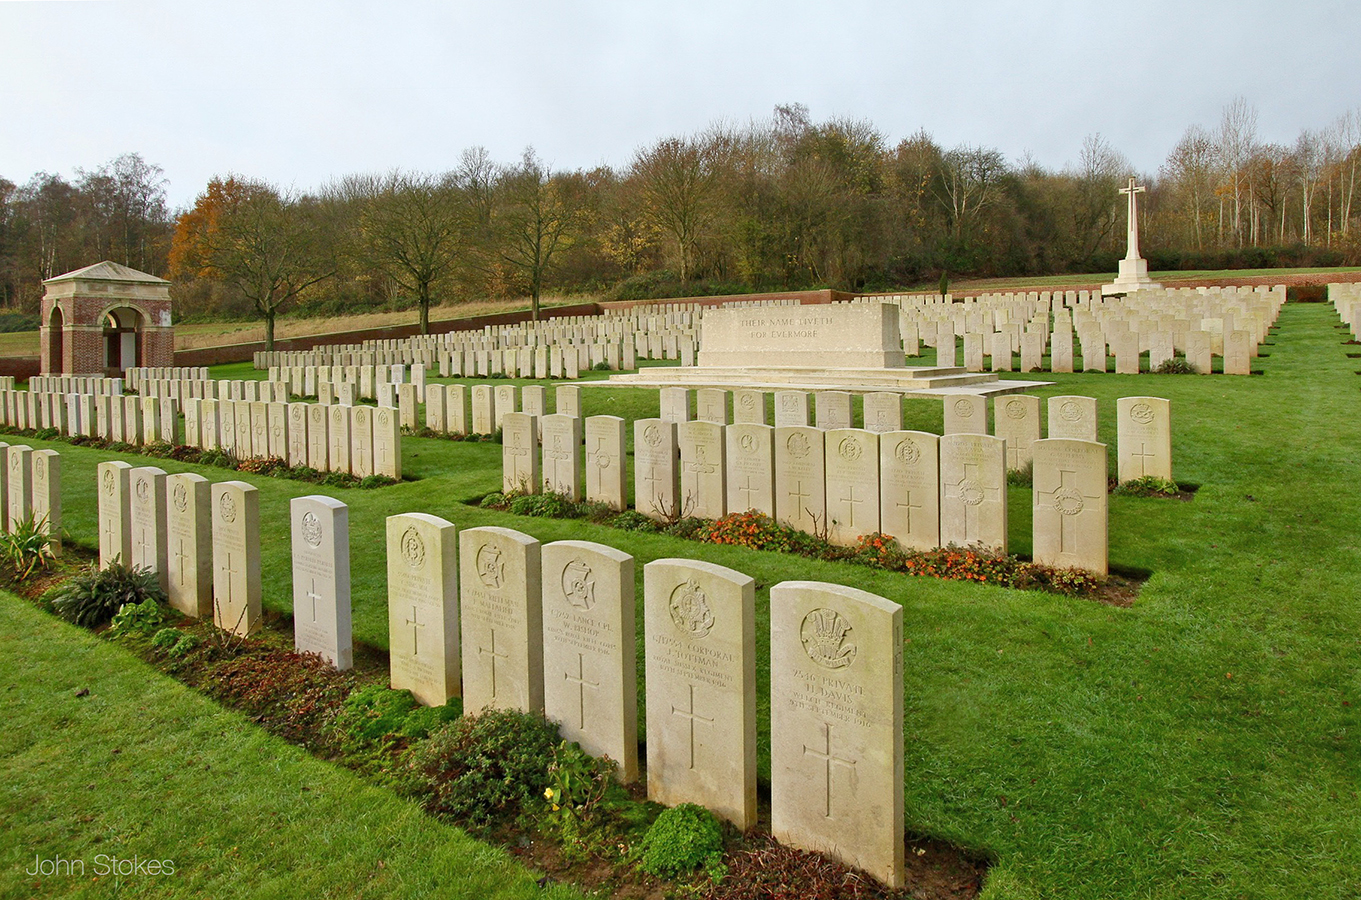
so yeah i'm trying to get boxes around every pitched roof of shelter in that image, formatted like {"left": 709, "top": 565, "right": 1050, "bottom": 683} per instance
{"left": 43, "top": 261, "right": 170, "bottom": 285}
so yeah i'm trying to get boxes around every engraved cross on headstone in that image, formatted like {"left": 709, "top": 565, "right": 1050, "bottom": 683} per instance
{"left": 1036, "top": 467, "right": 1103, "bottom": 554}
{"left": 305, "top": 578, "right": 324, "bottom": 623}
{"left": 737, "top": 474, "right": 760, "bottom": 509}
{"left": 803, "top": 721, "right": 857, "bottom": 819}
{"left": 893, "top": 489, "right": 924, "bottom": 531}
{"left": 671, "top": 683, "right": 714, "bottom": 770}
{"left": 563, "top": 652, "right": 599, "bottom": 729}
{"left": 406, "top": 604, "right": 426, "bottom": 656}
{"left": 174, "top": 537, "right": 189, "bottom": 586}
{"left": 478, "top": 628, "right": 510, "bottom": 699}
{"left": 219, "top": 551, "right": 238, "bottom": 604}
{"left": 1130, "top": 442, "right": 1157, "bottom": 478}
{"left": 837, "top": 483, "right": 864, "bottom": 529}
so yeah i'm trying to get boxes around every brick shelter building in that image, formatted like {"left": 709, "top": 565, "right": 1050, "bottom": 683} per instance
{"left": 40, "top": 261, "right": 174, "bottom": 375}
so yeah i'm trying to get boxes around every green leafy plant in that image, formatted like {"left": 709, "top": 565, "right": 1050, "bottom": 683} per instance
{"left": 507, "top": 491, "right": 576, "bottom": 518}
{"left": 612, "top": 510, "right": 661, "bottom": 532}
{"left": 332, "top": 685, "right": 459, "bottom": 751}
{"left": 0, "top": 514, "right": 54, "bottom": 581}
{"left": 1007, "top": 462, "right": 1034, "bottom": 486}
{"left": 1154, "top": 356, "right": 1199, "bottom": 374}
{"left": 50, "top": 561, "right": 167, "bottom": 628}
{"left": 542, "top": 739, "right": 618, "bottom": 861}
{"left": 636, "top": 803, "right": 726, "bottom": 880}
{"left": 150, "top": 627, "right": 200, "bottom": 658}
{"left": 108, "top": 597, "right": 168, "bottom": 637}
{"left": 407, "top": 708, "right": 560, "bottom": 829}
{"left": 1113, "top": 476, "right": 1181, "bottom": 497}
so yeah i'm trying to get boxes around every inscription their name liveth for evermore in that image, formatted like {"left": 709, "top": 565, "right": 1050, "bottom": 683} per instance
{"left": 738, "top": 315, "right": 834, "bottom": 341}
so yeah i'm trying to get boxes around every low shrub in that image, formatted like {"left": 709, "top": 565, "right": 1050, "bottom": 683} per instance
{"left": 201, "top": 648, "right": 356, "bottom": 749}
{"left": 697, "top": 511, "right": 823, "bottom": 556}
{"left": 150, "top": 627, "right": 200, "bottom": 658}
{"left": 542, "top": 739, "right": 621, "bottom": 861}
{"left": 637, "top": 803, "right": 726, "bottom": 880}
{"left": 1154, "top": 356, "right": 1199, "bottom": 374}
{"left": 49, "top": 561, "right": 166, "bottom": 628}
{"left": 612, "top": 510, "right": 661, "bottom": 532}
{"left": 507, "top": 492, "right": 576, "bottom": 518}
{"left": 407, "top": 708, "right": 561, "bottom": 829}
{"left": 108, "top": 597, "right": 168, "bottom": 637}
{"left": 1113, "top": 476, "right": 1181, "bottom": 497}
{"left": 331, "top": 685, "right": 459, "bottom": 750}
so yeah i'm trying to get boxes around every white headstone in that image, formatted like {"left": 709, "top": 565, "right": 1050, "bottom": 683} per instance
{"left": 291, "top": 495, "right": 353, "bottom": 670}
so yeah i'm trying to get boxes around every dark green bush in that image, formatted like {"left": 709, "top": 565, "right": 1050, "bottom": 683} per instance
{"left": 407, "top": 708, "right": 560, "bottom": 829}
{"left": 150, "top": 627, "right": 200, "bottom": 657}
{"left": 507, "top": 492, "right": 575, "bottom": 518}
{"left": 332, "top": 685, "right": 459, "bottom": 749}
{"left": 612, "top": 510, "right": 661, "bottom": 532}
{"left": 1154, "top": 356, "right": 1199, "bottom": 374}
{"left": 1112, "top": 476, "right": 1181, "bottom": 497}
{"left": 636, "top": 803, "right": 726, "bottom": 879}
{"left": 50, "top": 562, "right": 167, "bottom": 628}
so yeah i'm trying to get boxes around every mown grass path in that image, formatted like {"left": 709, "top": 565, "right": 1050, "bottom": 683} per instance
{"left": 0, "top": 591, "right": 584, "bottom": 900}
{"left": 2, "top": 303, "right": 1358, "bottom": 898}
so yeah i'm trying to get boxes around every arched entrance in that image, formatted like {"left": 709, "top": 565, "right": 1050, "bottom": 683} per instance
{"left": 39, "top": 262, "right": 173, "bottom": 375}
{"left": 46, "top": 305, "right": 65, "bottom": 374}
{"left": 103, "top": 306, "right": 144, "bottom": 375}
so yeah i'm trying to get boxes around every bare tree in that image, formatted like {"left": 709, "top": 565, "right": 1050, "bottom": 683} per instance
{"left": 182, "top": 178, "right": 331, "bottom": 349}
{"left": 353, "top": 170, "right": 466, "bottom": 334}
{"left": 1070, "top": 133, "right": 1130, "bottom": 258}
{"left": 934, "top": 145, "right": 1007, "bottom": 241}
{"left": 1219, "top": 97, "right": 1259, "bottom": 246}
{"left": 631, "top": 135, "right": 718, "bottom": 284}
{"left": 491, "top": 149, "right": 592, "bottom": 321}
{"left": 1161, "top": 125, "right": 1218, "bottom": 251}
{"left": 1295, "top": 131, "right": 1325, "bottom": 244}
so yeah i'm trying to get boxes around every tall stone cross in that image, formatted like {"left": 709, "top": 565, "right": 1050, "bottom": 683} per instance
{"left": 1120, "top": 177, "right": 1146, "bottom": 261}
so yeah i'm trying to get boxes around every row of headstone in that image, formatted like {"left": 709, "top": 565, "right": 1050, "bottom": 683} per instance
{"left": 424, "top": 383, "right": 582, "bottom": 436}
{"left": 857, "top": 285, "right": 1282, "bottom": 375}
{"left": 501, "top": 412, "right": 627, "bottom": 509}
{"left": 0, "top": 389, "right": 178, "bottom": 445}
{"left": 501, "top": 410, "right": 1111, "bottom": 573}
{"left": 179, "top": 398, "right": 402, "bottom": 479}
{"left": 1329, "top": 283, "right": 1361, "bottom": 338}
{"left": 380, "top": 512, "right": 908, "bottom": 886}
{"left": 136, "top": 377, "right": 290, "bottom": 405}
{"left": 0, "top": 443, "right": 60, "bottom": 553}
{"left": 122, "top": 367, "right": 209, "bottom": 391}
{"left": 26, "top": 374, "right": 118, "bottom": 395}
{"left": 96, "top": 461, "right": 259, "bottom": 635}
{"left": 944, "top": 393, "right": 1173, "bottom": 482}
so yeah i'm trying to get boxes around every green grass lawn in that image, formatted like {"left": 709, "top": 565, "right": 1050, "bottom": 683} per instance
{"left": 0, "top": 588, "right": 583, "bottom": 900}
{"left": 4, "top": 302, "right": 1360, "bottom": 898}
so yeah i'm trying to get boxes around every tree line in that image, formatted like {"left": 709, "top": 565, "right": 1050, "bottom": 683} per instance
{"left": 1, "top": 100, "right": 1358, "bottom": 344}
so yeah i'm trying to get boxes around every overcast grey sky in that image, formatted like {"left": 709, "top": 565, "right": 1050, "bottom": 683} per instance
{"left": 3, "top": 0, "right": 1357, "bottom": 209}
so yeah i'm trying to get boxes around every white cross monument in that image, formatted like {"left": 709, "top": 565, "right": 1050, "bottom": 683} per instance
{"left": 1102, "top": 177, "right": 1163, "bottom": 296}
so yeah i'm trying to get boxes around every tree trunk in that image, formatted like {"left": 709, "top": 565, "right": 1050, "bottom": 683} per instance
{"left": 419, "top": 283, "right": 431, "bottom": 335}
{"left": 264, "top": 310, "right": 275, "bottom": 351}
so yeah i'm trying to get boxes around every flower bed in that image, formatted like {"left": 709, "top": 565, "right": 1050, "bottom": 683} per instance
{"left": 478, "top": 493, "right": 1120, "bottom": 601}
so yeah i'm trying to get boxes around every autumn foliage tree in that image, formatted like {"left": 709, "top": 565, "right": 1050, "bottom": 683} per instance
{"left": 171, "top": 177, "right": 330, "bottom": 349}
